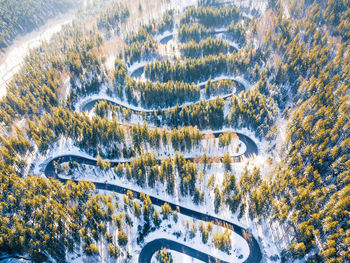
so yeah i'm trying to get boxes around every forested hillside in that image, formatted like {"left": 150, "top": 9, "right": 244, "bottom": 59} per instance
{"left": 0, "top": 0, "right": 76, "bottom": 49}
{"left": 0, "top": 0, "right": 349, "bottom": 262}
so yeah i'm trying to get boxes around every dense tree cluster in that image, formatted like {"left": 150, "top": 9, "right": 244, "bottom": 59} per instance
{"left": 0, "top": 129, "right": 32, "bottom": 171}
{"left": 270, "top": 0, "right": 350, "bottom": 42}
{"left": 204, "top": 79, "right": 241, "bottom": 99}
{"left": 110, "top": 59, "right": 217, "bottom": 110}
{"left": 228, "top": 86, "right": 278, "bottom": 138}
{"left": 124, "top": 79, "right": 200, "bottom": 108}
{"left": 212, "top": 230, "right": 232, "bottom": 253}
{"left": 111, "top": 59, "right": 128, "bottom": 98}
{"left": 199, "top": 221, "right": 213, "bottom": 244}
{"left": 94, "top": 97, "right": 228, "bottom": 131}
{"left": 0, "top": 171, "right": 127, "bottom": 262}
{"left": 97, "top": 3, "right": 129, "bottom": 31}
{"left": 159, "top": 98, "right": 225, "bottom": 130}
{"left": 0, "top": 27, "right": 104, "bottom": 124}
{"left": 124, "top": 29, "right": 158, "bottom": 65}
{"left": 178, "top": 24, "right": 215, "bottom": 43}
{"left": 133, "top": 10, "right": 175, "bottom": 37}
{"left": 0, "top": 48, "right": 61, "bottom": 124}
{"left": 67, "top": 34, "right": 105, "bottom": 102}
{"left": 226, "top": 20, "right": 246, "bottom": 46}
{"left": 123, "top": 10, "right": 174, "bottom": 65}
{"left": 0, "top": 0, "right": 349, "bottom": 261}
{"left": 26, "top": 107, "right": 127, "bottom": 158}
{"left": 0, "top": 0, "right": 74, "bottom": 48}
{"left": 218, "top": 132, "right": 237, "bottom": 148}
{"left": 145, "top": 50, "right": 263, "bottom": 83}
{"left": 229, "top": 76, "right": 349, "bottom": 262}
{"left": 24, "top": 105, "right": 209, "bottom": 160}
{"left": 129, "top": 124, "right": 202, "bottom": 153}
{"left": 178, "top": 4, "right": 248, "bottom": 45}
{"left": 93, "top": 100, "right": 132, "bottom": 120}
{"left": 150, "top": 10, "right": 175, "bottom": 35}
{"left": 274, "top": 77, "right": 349, "bottom": 261}
{"left": 180, "top": 5, "right": 241, "bottom": 29}
{"left": 124, "top": 36, "right": 158, "bottom": 65}
{"left": 23, "top": 99, "right": 212, "bottom": 160}
{"left": 222, "top": 0, "right": 350, "bottom": 261}
{"left": 78, "top": 151, "right": 203, "bottom": 202}
{"left": 180, "top": 37, "right": 230, "bottom": 58}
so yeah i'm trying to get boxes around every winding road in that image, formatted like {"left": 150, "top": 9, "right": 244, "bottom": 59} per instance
{"left": 132, "top": 26, "right": 239, "bottom": 77}
{"left": 43, "top": 131, "right": 260, "bottom": 263}
{"left": 158, "top": 30, "right": 239, "bottom": 51}
{"left": 2, "top": 1, "right": 263, "bottom": 262}
{"left": 80, "top": 91, "right": 234, "bottom": 113}
{"left": 78, "top": 75, "right": 247, "bottom": 113}
{"left": 58, "top": 11, "right": 260, "bottom": 262}
{"left": 69, "top": 29, "right": 259, "bottom": 261}
{"left": 79, "top": 26, "right": 246, "bottom": 115}
{"left": 44, "top": 131, "right": 257, "bottom": 169}
{"left": 139, "top": 239, "right": 230, "bottom": 263}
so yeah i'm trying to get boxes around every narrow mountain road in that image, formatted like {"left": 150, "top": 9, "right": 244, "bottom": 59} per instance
{"left": 43, "top": 131, "right": 261, "bottom": 263}
{"left": 80, "top": 91, "right": 235, "bottom": 112}
{"left": 138, "top": 239, "right": 230, "bottom": 263}
{"left": 78, "top": 75, "right": 247, "bottom": 113}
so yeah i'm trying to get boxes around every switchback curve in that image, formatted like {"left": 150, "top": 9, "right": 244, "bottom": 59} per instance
{"left": 44, "top": 160, "right": 262, "bottom": 263}
{"left": 138, "top": 239, "right": 229, "bottom": 263}
{"left": 79, "top": 76, "right": 247, "bottom": 113}
{"left": 43, "top": 131, "right": 261, "bottom": 263}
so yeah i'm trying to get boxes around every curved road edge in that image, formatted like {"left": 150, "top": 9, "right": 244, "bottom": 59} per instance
{"left": 138, "top": 238, "right": 229, "bottom": 263}
{"left": 42, "top": 131, "right": 261, "bottom": 263}
{"left": 44, "top": 164, "right": 262, "bottom": 263}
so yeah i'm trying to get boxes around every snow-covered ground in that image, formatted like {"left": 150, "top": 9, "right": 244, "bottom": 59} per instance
{"left": 142, "top": 209, "right": 250, "bottom": 262}
{"left": 233, "top": 0, "right": 268, "bottom": 15}
{"left": 26, "top": 1, "right": 282, "bottom": 262}
{"left": 75, "top": 72, "right": 252, "bottom": 115}
{"left": 195, "top": 74, "right": 252, "bottom": 90}
{"left": 33, "top": 126, "right": 252, "bottom": 175}
{"left": 32, "top": 126, "right": 279, "bottom": 263}
{"left": 127, "top": 60, "right": 152, "bottom": 75}
{"left": 64, "top": 186, "right": 250, "bottom": 263}
{"left": 52, "top": 147, "right": 279, "bottom": 262}
{"left": 52, "top": 153, "right": 253, "bottom": 233}
{"left": 154, "top": 30, "right": 176, "bottom": 43}
{"left": 172, "top": 0, "right": 196, "bottom": 12}
{"left": 0, "top": 259, "right": 29, "bottom": 263}
{"left": 0, "top": 10, "right": 77, "bottom": 98}
{"left": 76, "top": 87, "right": 236, "bottom": 113}
{"left": 151, "top": 250, "right": 204, "bottom": 263}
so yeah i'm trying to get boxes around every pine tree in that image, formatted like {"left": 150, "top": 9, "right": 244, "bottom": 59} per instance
{"left": 161, "top": 203, "right": 172, "bottom": 219}
{"left": 153, "top": 210, "right": 161, "bottom": 227}
{"left": 118, "top": 230, "right": 128, "bottom": 246}
{"left": 222, "top": 153, "right": 232, "bottom": 171}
